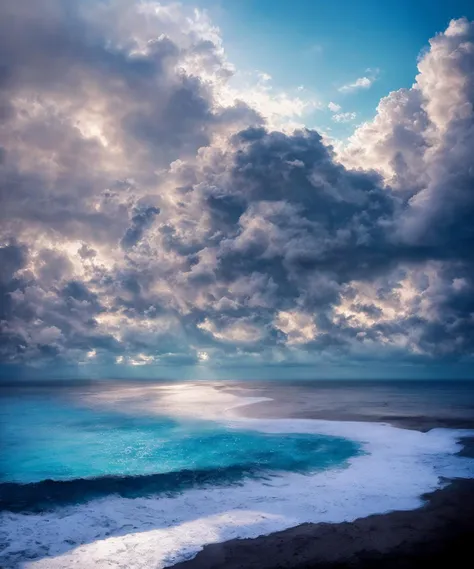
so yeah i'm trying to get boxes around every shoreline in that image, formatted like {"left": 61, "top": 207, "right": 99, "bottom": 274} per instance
{"left": 167, "top": 477, "right": 474, "bottom": 569}
{"left": 166, "top": 404, "right": 474, "bottom": 569}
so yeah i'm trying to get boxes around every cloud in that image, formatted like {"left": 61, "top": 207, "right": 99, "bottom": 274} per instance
{"left": 218, "top": 70, "right": 321, "bottom": 130}
{"left": 332, "top": 112, "right": 357, "bottom": 123}
{"left": 327, "top": 102, "right": 357, "bottom": 124}
{"left": 328, "top": 102, "right": 342, "bottom": 112}
{"left": 121, "top": 206, "right": 160, "bottom": 250}
{"left": 1, "top": 2, "right": 474, "bottom": 375}
{"left": 339, "top": 76, "right": 374, "bottom": 93}
{"left": 342, "top": 17, "right": 474, "bottom": 248}
{"left": 337, "top": 16, "right": 474, "bottom": 358}
{"left": 274, "top": 310, "right": 318, "bottom": 345}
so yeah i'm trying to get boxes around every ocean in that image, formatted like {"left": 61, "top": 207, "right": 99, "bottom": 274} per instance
{"left": 1, "top": 379, "right": 474, "bottom": 568}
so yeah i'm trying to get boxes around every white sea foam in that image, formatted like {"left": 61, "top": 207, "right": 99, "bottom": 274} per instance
{"left": 2, "top": 383, "right": 474, "bottom": 569}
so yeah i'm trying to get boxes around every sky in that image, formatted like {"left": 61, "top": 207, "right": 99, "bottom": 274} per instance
{"left": 1, "top": 0, "right": 474, "bottom": 380}
{"left": 181, "top": 0, "right": 474, "bottom": 137}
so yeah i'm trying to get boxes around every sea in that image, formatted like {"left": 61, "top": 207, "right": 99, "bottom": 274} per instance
{"left": 1, "top": 379, "right": 474, "bottom": 568}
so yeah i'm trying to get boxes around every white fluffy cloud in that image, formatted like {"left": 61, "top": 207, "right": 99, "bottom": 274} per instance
{"left": 338, "top": 76, "right": 374, "bottom": 93}
{"left": 332, "top": 112, "right": 357, "bottom": 123}
{"left": 328, "top": 101, "right": 341, "bottom": 112}
{"left": 218, "top": 71, "right": 321, "bottom": 130}
{"left": 342, "top": 18, "right": 474, "bottom": 242}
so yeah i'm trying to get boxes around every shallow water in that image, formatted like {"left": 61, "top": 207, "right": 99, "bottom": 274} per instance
{"left": 1, "top": 391, "right": 358, "bottom": 510}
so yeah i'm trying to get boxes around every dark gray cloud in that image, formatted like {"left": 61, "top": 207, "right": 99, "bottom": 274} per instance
{"left": 1, "top": 2, "right": 474, "bottom": 375}
{"left": 121, "top": 206, "right": 160, "bottom": 249}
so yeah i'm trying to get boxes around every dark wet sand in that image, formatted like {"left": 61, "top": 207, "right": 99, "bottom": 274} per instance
{"left": 167, "top": 397, "right": 474, "bottom": 569}
{"left": 167, "top": 478, "right": 474, "bottom": 569}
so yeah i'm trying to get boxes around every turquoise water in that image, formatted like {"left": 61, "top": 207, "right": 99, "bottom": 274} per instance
{"left": 0, "top": 393, "right": 359, "bottom": 493}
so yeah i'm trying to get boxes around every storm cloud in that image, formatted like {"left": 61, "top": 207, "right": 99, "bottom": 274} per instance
{"left": 1, "top": 1, "right": 474, "bottom": 376}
